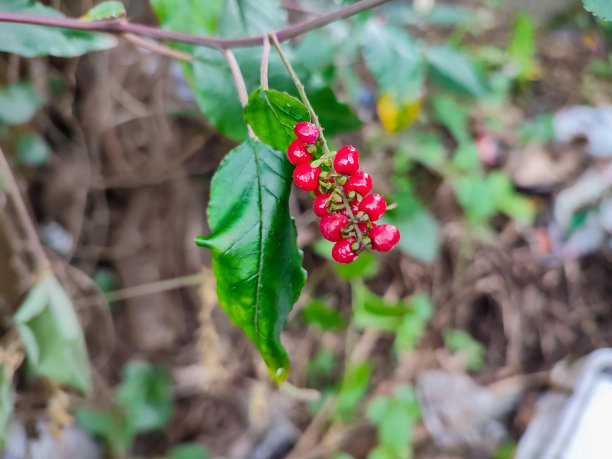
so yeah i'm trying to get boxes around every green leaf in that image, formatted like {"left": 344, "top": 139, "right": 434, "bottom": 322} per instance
{"left": 508, "top": 13, "right": 539, "bottom": 80}
{"left": 336, "top": 361, "right": 371, "bottom": 420}
{"left": 0, "top": 0, "right": 116, "bottom": 57}
{"left": 382, "top": 194, "right": 439, "bottom": 263}
{"left": 13, "top": 272, "right": 92, "bottom": 393}
{"left": 453, "top": 173, "right": 497, "bottom": 225}
{"left": 75, "top": 407, "right": 133, "bottom": 453}
{"left": 426, "top": 46, "right": 487, "bottom": 98}
{"left": 309, "top": 87, "right": 363, "bottom": 136}
{"left": 0, "top": 82, "right": 44, "bottom": 125}
{"left": 302, "top": 299, "right": 346, "bottom": 330}
{"left": 116, "top": 360, "right": 173, "bottom": 434}
{"left": 333, "top": 252, "right": 378, "bottom": 280}
{"left": 16, "top": 132, "right": 51, "bottom": 166}
{"left": 151, "top": 0, "right": 222, "bottom": 37}
{"left": 80, "top": 1, "right": 125, "bottom": 21}
{"left": 431, "top": 94, "right": 471, "bottom": 145}
{"left": 0, "top": 365, "right": 14, "bottom": 451}
{"left": 518, "top": 113, "right": 554, "bottom": 143}
{"left": 583, "top": 0, "right": 612, "bottom": 20}
{"left": 164, "top": 443, "right": 211, "bottom": 459}
{"left": 488, "top": 171, "right": 535, "bottom": 224}
{"left": 196, "top": 140, "right": 306, "bottom": 382}
{"left": 218, "top": 0, "right": 287, "bottom": 37}
{"left": 443, "top": 329, "right": 485, "bottom": 371}
{"left": 394, "top": 295, "right": 433, "bottom": 352}
{"left": 244, "top": 88, "right": 309, "bottom": 152}
{"left": 362, "top": 22, "right": 425, "bottom": 100}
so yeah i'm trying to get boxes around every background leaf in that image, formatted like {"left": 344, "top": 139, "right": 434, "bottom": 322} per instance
{"left": 302, "top": 299, "right": 346, "bottom": 330}
{"left": 218, "top": 0, "right": 287, "bottom": 37}
{"left": 426, "top": 45, "right": 487, "bottom": 97}
{"left": 309, "top": 87, "right": 363, "bottom": 136}
{"left": 0, "top": 365, "right": 14, "bottom": 451}
{"left": 583, "top": 0, "right": 612, "bottom": 21}
{"left": 0, "top": 0, "right": 116, "bottom": 57}
{"left": 336, "top": 361, "right": 371, "bottom": 420}
{"left": 443, "top": 329, "right": 485, "bottom": 371}
{"left": 196, "top": 141, "right": 306, "bottom": 382}
{"left": 13, "top": 273, "right": 92, "bottom": 393}
{"left": 16, "top": 132, "right": 51, "bottom": 166}
{"left": 244, "top": 88, "right": 309, "bottom": 152}
{"left": 0, "top": 82, "right": 44, "bottom": 125}
{"left": 116, "top": 360, "right": 173, "bottom": 433}
{"left": 362, "top": 23, "right": 425, "bottom": 100}
{"left": 79, "top": 1, "right": 125, "bottom": 21}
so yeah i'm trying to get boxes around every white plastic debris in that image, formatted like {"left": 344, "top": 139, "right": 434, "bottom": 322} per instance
{"left": 553, "top": 106, "right": 612, "bottom": 158}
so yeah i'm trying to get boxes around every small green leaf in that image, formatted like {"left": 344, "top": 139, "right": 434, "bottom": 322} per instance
{"left": 196, "top": 140, "right": 306, "bottom": 382}
{"left": 336, "top": 361, "right": 371, "bottom": 420}
{"left": 333, "top": 252, "right": 378, "bottom": 280}
{"left": 508, "top": 13, "right": 539, "bottom": 80}
{"left": 0, "top": 0, "right": 117, "bottom": 57}
{"left": 453, "top": 173, "right": 497, "bottom": 225}
{"left": 0, "top": 365, "right": 14, "bottom": 451}
{"left": 75, "top": 407, "right": 133, "bottom": 453}
{"left": 518, "top": 113, "right": 554, "bottom": 143}
{"left": 80, "top": 1, "right": 125, "bottom": 21}
{"left": 151, "top": 0, "right": 222, "bottom": 36}
{"left": 16, "top": 132, "right": 51, "bottom": 166}
{"left": 362, "top": 22, "right": 425, "bottom": 100}
{"left": 431, "top": 94, "right": 471, "bottom": 145}
{"left": 583, "top": 0, "right": 612, "bottom": 20}
{"left": 302, "top": 299, "right": 346, "bottom": 330}
{"left": 244, "top": 88, "right": 309, "bottom": 152}
{"left": 443, "top": 329, "right": 485, "bottom": 371}
{"left": 0, "top": 82, "right": 44, "bottom": 125}
{"left": 309, "top": 87, "right": 363, "bottom": 136}
{"left": 426, "top": 46, "right": 487, "bottom": 98}
{"left": 382, "top": 193, "right": 439, "bottom": 263}
{"left": 164, "top": 443, "right": 211, "bottom": 459}
{"left": 218, "top": 0, "right": 287, "bottom": 37}
{"left": 116, "top": 360, "right": 173, "bottom": 434}
{"left": 14, "top": 272, "right": 92, "bottom": 393}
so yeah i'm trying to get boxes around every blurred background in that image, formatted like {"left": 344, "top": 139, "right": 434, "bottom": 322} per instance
{"left": 1, "top": 0, "right": 612, "bottom": 457}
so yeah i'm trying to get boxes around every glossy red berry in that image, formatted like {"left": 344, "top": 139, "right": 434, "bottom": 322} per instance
{"left": 294, "top": 122, "right": 319, "bottom": 144}
{"left": 313, "top": 194, "right": 331, "bottom": 217}
{"left": 320, "top": 213, "right": 349, "bottom": 242}
{"left": 332, "top": 237, "right": 358, "bottom": 264}
{"left": 293, "top": 164, "right": 321, "bottom": 191}
{"left": 287, "top": 139, "right": 313, "bottom": 166}
{"left": 370, "top": 224, "right": 400, "bottom": 252}
{"left": 344, "top": 171, "right": 372, "bottom": 196}
{"left": 359, "top": 194, "right": 387, "bottom": 221}
{"left": 334, "top": 145, "right": 360, "bottom": 176}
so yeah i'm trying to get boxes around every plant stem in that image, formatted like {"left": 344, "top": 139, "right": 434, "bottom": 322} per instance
{"left": 0, "top": 0, "right": 390, "bottom": 50}
{"left": 223, "top": 48, "right": 257, "bottom": 140}
{"left": 123, "top": 33, "right": 192, "bottom": 62}
{"left": 260, "top": 35, "right": 271, "bottom": 90}
{"left": 269, "top": 34, "right": 364, "bottom": 245}
{"left": 269, "top": 33, "right": 329, "bottom": 155}
{"left": 0, "top": 146, "right": 50, "bottom": 274}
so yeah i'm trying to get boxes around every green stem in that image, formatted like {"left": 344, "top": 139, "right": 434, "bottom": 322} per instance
{"left": 269, "top": 34, "right": 363, "bottom": 246}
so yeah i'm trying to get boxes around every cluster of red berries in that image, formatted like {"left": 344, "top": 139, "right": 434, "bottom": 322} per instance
{"left": 288, "top": 121, "right": 400, "bottom": 264}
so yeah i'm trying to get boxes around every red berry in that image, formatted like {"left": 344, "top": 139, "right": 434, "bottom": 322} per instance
{"left": 320, "top": 213, "right": 349, "bottom": 242}
{"left": 344, "top": 171, "right": 372, "bottom": 196}
{"left": 370, "top": 224, "right": 400, "bottom": 252}
{"left": 334, "top": 145, "right": 360, "bottom": 176}
{"left": 293, "top": 164, "right": 321, "bottom": 191}
{"left": 294, "top": 122, "right": 319, "bottom": 144}
{"left": 358, "top": 221, "right": 369, "bottom": 232}
{"left": 313, "top": 194, "right": 331, "bottom": 217}
{"left": 332, "top": 237, "right": 358, "bottom": 264}
{"left": 359, "top": 194, "right": 387, "bottom": 221}
{"left": 287, "top": 139, "right": 313, "bottom": 166}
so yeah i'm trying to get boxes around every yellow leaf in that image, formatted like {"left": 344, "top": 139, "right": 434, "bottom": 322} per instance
{"left": 377, "top": 93, "right": 421, "bottom": 133}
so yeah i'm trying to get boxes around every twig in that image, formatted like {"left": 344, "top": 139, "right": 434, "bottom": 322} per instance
{"left": 123, "top": 33, "right": 192, "bottom": 62}
{"left": 223, "top": 48, "right": 249, "bottom": 108}
{"left": 81, "top": 273, "right": 204, "bottom": 304}
{"left": 0, "top": 0, "right": 391, "bottom": 50}
{"left": 260, "top": 35, "right": 271, "bottom": 90}
{"left": 223, "top": 48, "right": 257, "bottom": 140}
{"left": 0, "top": 146, "right": 49, "bottom": 274}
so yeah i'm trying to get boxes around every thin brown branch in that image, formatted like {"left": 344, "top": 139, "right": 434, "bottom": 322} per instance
{"left": 0, "top": 146, "right": 50, "bottom": 274}
{"left": 123, "top": 33, "right": 193, "bottom": 62}
{"left": 0, "top": 0, "right": 390, "bottom": 50}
